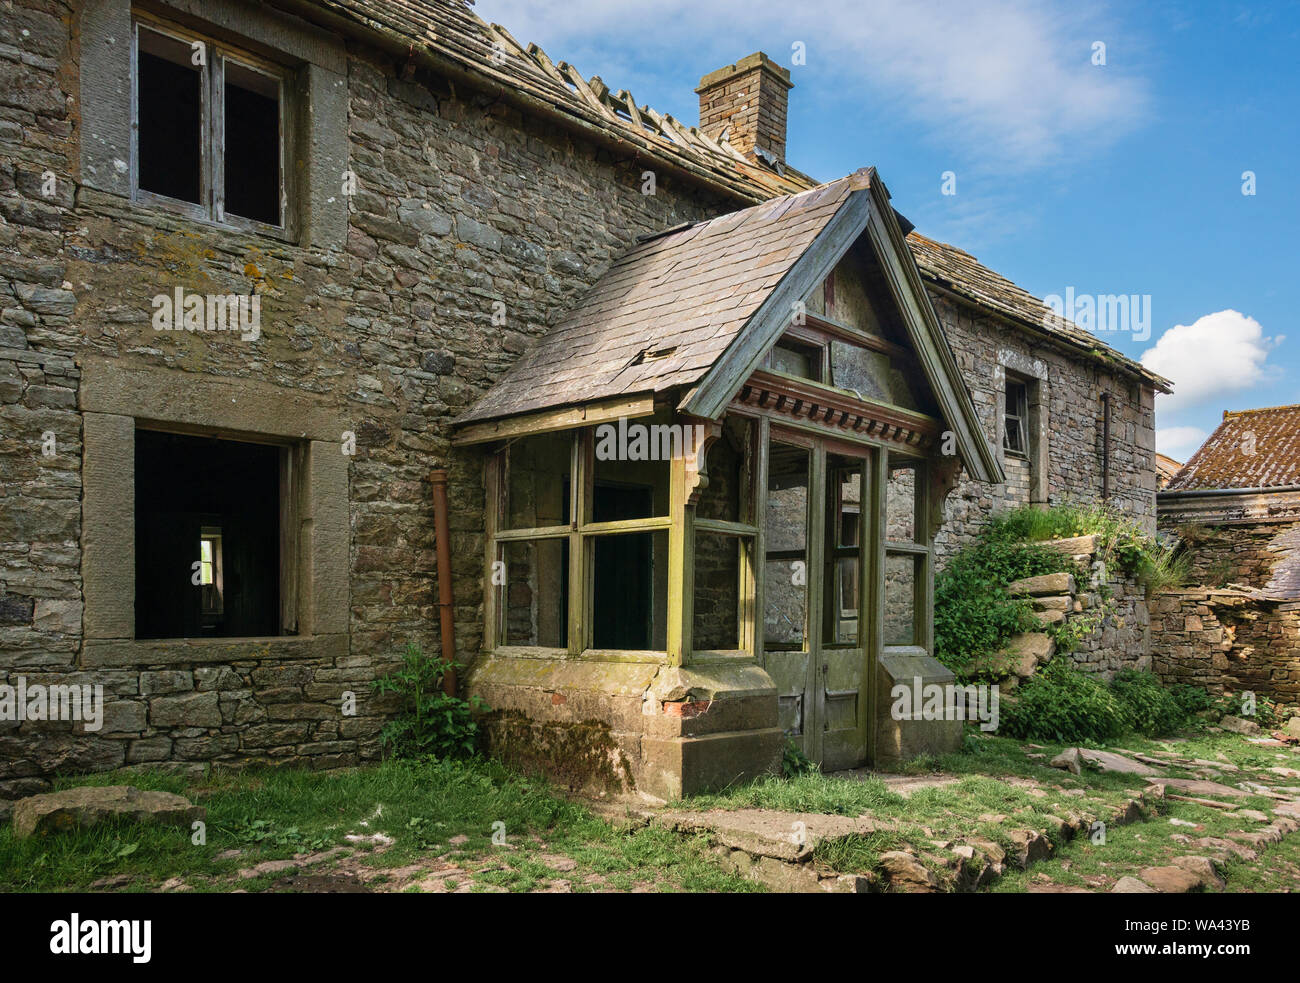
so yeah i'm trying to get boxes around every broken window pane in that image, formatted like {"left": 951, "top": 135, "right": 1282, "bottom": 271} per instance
{"left": 829, "top": 341, "right": 893, "bottom": 402}
{"left": 696, "top": 415, "right": 749, "bottom": 524}
{"left": 591, "top": 530, "right": 667, "bottom": 650}
{"left": 137, "top": 26, "right": 203, "bottom": 205}
{"left": 501, "top": 539, "right": 567, "bottom": 648}
{"left": 886, "top": 462, "right": 918, "bottom": 544}
{"left": 883, "top": 553, "right": 917, "bottom": 646}
{"left": 591, "top": 410, "right": 679, "bottom": 520}
{"left": 505, "top": 431, "right": 572, "bottom": 530}
{"left": 1004, "top": 379, "right": 1029, "bottom": 456}
{"left": 764, "top": 442, "right": 809, "bottom": 649}
{"left": 224, "top": 60, "right": 282, "bottom": 225}
{"left": 826, "top": 455, "right": 864, "bottom": 646}
{"left": 766, "top": 338, "right": 823, "bottom": 382}
{"left": 693, "top": 533, "right": 745, "bottom": 651}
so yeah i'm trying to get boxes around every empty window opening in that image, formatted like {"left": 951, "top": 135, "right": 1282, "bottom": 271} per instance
{"left": 137, "top": 27, "right": 203, "bottom": 205}
{"left": 591, "top": 484, "right": 665, "bottom": 650}
{"left": 1004, "top": 378, "right": 1030, "bottom": 457}
{"left": 764, "top": 443, "right": 810, "bottom": 650}
{"left": 767, "top": 339, "right": 824, "bottom": 383}
{"left": 135, "top": 430, "right": 281, "bottom": 639}
{"left": 133, "top": 18, "right": 288, "bottom": 229}
{"left": 224, "top": 60, "right": 282, "bottom": 224}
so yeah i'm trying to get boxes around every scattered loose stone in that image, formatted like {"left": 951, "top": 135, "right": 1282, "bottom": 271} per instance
{"left": 1112, "top": 876, "right": 1157, "bottom": 893}
{"left": 1138, "top": 866, "right": 1204, "bottom": 894}
{"left": 878, "top": 852, "right": 939, "bottom": 893}
{"left": 1171, "top": 856, "right": 1225, "bottom": 890}
{"left": 11, "top": 785, "right": 205, "bottom": 840}
{"left": 1050, "top": 748, "right": 1082, "bottom": 775}
{"left": 1219, "top": 716, "right": 1262, "bottom": 736}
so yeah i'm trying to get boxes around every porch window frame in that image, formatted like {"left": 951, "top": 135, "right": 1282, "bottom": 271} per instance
{"left": 484, "top": 417, "right": 760, "bottom": 665}
{"left": 881, "top": 454, "right": 932, "bottom": 655}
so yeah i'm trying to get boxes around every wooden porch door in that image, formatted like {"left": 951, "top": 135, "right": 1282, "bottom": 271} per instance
{"left": 762, "top": 427, "right": 875, "bottom": 770}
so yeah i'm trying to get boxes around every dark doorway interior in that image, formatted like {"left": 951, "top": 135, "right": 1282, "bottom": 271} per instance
{"left": 135, "top": 429, "right": 280, "bottom": 639}
{"left": 591, "top": 483, "right": 653, "bottom": 649}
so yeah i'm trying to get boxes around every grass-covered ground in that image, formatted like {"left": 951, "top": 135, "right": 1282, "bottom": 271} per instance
{"left": 0, "top": 758, "right": 756, "bottom": 894}
{"left": 4, "top": 725, "right": 1297, "bottom": 893}
{"left": 679, "top": 728, "right": 1300, "bottom": 889}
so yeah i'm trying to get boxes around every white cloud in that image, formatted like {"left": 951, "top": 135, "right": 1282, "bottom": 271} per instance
{"left": 474, "top": 0, "right": 1150, "bottom": 171}
{"left": 1156, "top": 426, "right": 1207, "bottom": 462}
{"left": 1141, "top": 310, "right": 1280, "bottom": 415}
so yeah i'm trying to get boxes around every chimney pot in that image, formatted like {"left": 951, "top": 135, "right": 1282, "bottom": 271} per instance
{"left": 696, "top": 51, "right": 792, "bottom": 165}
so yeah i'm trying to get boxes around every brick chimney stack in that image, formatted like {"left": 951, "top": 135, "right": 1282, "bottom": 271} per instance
{"left": 696, "top": 52, "right": 792, "bottom": 165}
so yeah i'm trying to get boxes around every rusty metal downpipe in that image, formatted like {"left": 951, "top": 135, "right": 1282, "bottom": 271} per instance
{"left": 1100, "top": 392, "right": 1111, "bottom": 502}
{"left": 429, "top": 469, "right": 457, "bottom": 697}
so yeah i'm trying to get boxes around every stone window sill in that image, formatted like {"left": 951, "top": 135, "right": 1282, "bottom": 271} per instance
{"left": 80, "top": 634, "right": 347, "bottom": 668}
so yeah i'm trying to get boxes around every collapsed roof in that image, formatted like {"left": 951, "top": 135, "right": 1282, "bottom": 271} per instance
{"left": 285, "top": 0, "right": 1170, "bottom": 394}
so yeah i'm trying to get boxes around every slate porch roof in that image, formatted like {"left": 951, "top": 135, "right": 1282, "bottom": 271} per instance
{"left": 293, "top": 0, "right": 1171, "bottom": 398}
{"left": 1165, "top": 405, "right": 1300, "bottom": 493}
{"left": 455, "top": 175, "right": 857, "bottom": 425}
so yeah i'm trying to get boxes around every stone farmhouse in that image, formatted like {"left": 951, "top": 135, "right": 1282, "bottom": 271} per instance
{"left": 1154, "top": 405, "right": 1300, "bottom": 706}
{"left": 0, "top": 0, "right": 1169, "bottom": 805}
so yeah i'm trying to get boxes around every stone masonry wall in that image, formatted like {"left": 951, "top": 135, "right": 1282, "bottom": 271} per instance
{"left": 0, "top": 0, "right": 734, "bottom": 806}
{"left": 1151, "top": 588, "right": 1300, "bottom": 704}
{"left": 0, "top": 0, "right": 1164, "bottom": 802}
{"left": 933, "top": 292, "right": 1158, "bottom": 565}
{"left": 1174, "top": 519, "right": 1300, "bottom": 589}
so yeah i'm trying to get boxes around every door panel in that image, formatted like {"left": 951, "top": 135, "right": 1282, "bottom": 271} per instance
{"left": 763, "top": 433, "right": 872, "bottom": 770}
{"left": 819, "top": 454, "right": 871, "bottom": 772}
{"left": 762, "top": 441, "right": 814, "bottom": 756}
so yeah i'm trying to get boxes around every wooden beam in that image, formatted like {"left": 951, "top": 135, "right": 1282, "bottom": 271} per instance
{"left": 453, "top": 395, "right": 655, "bottom": 446}
{"left": 802, "top": 310, "right": 915, "bottom": 363}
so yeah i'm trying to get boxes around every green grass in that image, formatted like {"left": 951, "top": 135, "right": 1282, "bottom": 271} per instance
{"left": 0, "top": 757, "right": 758, "bottom": 893}
{"left": 679, "top": 727, "right": 1300, "bottom": 887}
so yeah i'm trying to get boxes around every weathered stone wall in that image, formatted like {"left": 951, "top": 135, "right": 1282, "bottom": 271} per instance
{"left": 1173, "top": 519, "right": 1300, "bottom": 589}
{"left": 0, "top": 0, "right": 734, "bottom": 803}
{"left": 1033, "top": 540, "right": 1150, "bottom": 678}
{"left": 1071, "top": 572, "right": 1151, "bottom": 677}
{"left": 1151, "top": 500, "right": 1300, "bottom": 703}
{"left": 1151, "top": 588, "right": 1300, "bottom": 703}
{"left": 0, "top": 0, "right": 1164, "bottom": 801}
{"left": 932, "top": 292, "right": 1158, "bottom": 564}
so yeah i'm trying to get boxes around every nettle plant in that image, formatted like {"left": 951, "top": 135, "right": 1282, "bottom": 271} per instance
{"left": 372, "top": 643, "right": 486, "bottom": 761}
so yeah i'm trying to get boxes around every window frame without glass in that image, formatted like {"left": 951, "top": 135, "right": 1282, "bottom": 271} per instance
{"left": 131, "top": 12, "right": 293, "bottom": 236}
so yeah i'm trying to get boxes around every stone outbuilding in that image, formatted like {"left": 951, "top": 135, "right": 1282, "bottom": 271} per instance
{"left": 1155, "top": 405, "right": 1300, "bottom": 704}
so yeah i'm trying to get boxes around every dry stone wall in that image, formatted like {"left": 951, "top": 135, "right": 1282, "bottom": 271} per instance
{"left": 1151, "top": 588, "right": 1300, "bottom": 704}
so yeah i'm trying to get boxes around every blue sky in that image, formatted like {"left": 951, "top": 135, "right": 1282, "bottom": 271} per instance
{"left": 476, "top": 0, "right": 1299, "bottom": 462}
